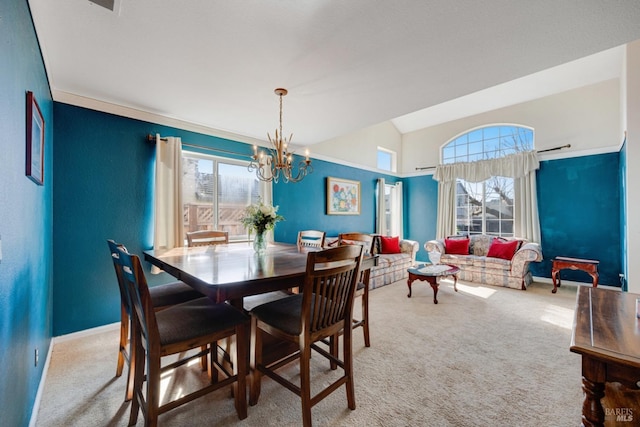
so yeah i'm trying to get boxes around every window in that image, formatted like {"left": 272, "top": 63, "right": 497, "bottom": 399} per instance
{"left": 182, "top": 152, "right": 263, "bottom": 242}
{"left": 442, "top": 125, "right": 533, "bottom": 237}
{"left": 377, "top": 147, "right": 396, "bottom": 172}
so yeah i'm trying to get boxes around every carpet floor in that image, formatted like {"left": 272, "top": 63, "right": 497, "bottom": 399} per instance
{"left": 35, "top": 279, "right": 587, "bottom": 426}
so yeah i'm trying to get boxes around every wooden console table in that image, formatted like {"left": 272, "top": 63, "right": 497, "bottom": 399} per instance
{"left": 570, "top": 287, "right": 640, "bottom": 427}
{"left": 551, "top": 256, "right": 599, "bottom": 294}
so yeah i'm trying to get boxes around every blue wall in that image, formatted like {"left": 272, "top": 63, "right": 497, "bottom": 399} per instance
{"left": 0, "top": 1, "right": 54, "bottom": 425}
{"left": 620, "top": 141, "right": 628, "bottom": 291}
{"left": 52, "top": 103, "right": 257, "bottom": 335}
{"left": 534, "top": 153, "right": 621, "bottom": 285}
{"left": 273, "top": 159, "right": 400, "bottom": 243}
{"left": 404, "top": 174, "right": 439, "bottom": 262}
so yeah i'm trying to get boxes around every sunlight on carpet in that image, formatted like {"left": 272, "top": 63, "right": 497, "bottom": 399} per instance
{"left": 454, "top": 282, "right": 497, "bottom": 298}
{"left": 540, "top": 304, "right": 574, "bottom": 329}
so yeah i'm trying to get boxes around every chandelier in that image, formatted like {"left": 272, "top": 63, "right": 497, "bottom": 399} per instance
{"left": 248, "top": 88, "right": 312, "bottom": 183}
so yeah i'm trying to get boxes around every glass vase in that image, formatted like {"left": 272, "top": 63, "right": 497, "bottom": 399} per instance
{"left": 253, "top": 230, "right": 268, "bottom": 254}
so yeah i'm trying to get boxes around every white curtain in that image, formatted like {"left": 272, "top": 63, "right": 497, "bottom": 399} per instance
{"left": 376, "top": 178, "right": 404, "bottom": 239}
{"left": 434, "top": 151, "right": 541, "bottom": 242}
{"left": 153, "top": 134, "right": 184, "bottom": 264}
{"left": 376, "top": 178, "right": 386, "bottom": 235}
{"left": 389, "top": 182, "right": 404, "bottom": 239}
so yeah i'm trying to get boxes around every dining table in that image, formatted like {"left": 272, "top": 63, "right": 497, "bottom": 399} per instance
{"left": 143, "top": 242, "right": 377, "bottom": 364}
{"left": 144, "top": 242, "right": 376, "bottom": 307}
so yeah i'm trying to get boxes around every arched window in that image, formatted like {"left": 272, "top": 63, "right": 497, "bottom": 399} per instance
{"left": 441, "top": 125, "right": 534, "bottom": 237}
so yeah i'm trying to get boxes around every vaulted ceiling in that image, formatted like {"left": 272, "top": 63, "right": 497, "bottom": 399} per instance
{"left": 29, "top": 1, "right": 640, "bottom": 147}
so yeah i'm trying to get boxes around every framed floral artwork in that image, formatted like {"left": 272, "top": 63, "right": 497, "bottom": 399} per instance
{"left": 327, "top": 177, "right": 360, "bottom": 215}
{"left": 26, "top": 91, "right": 44, "bottom": 185}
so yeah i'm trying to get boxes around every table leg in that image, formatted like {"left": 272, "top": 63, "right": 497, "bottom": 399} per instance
{"left": 551, "top": 268, "right": 560, "bottom": 293}
{"left": 407, "top": 275, "right": 414, "bottom": 298}
{"left": 591, "top": 273, "right": 599, "bottom": 288}
{"left": 580, "top": 356, "right": 606, "bottom": 427}
{"left": 452, "top": 274, "right": 458, "bottom": 292}
{"left": 428, "top": 277, "right": 439, "bottom": 304}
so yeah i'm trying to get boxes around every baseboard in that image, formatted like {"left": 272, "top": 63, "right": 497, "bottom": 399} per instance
{"left": 28, "top": 337, "right": 53, "bottom": 427}
{"left": 532, "top": 276, "right": 621, "bottom": 291}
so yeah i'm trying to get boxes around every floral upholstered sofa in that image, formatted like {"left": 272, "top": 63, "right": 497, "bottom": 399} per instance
{"left": 424, "top": 235, "right": 542, "bottom": 290}
{"left": 326, "top": 235, "right": 419, "bottom": 289}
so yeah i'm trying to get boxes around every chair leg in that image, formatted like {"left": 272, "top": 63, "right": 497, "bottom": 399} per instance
{"left": 200, "top": 345, "right": 208, "bottom": 371}
{"left": 329, "top": 335, "right": 338, "bottom": 370}
{"left": 145, "top": 352, "right": 161, "bottom": 427}
{"left": 343, "top": 328, "right": 356, "bottom": 410}
{"left": 249, "top": 317, "right": 262, "bottom": 406}
{"left": 234, "top": 325, "right": 248, "bottom": 419}
{"left": 362, "top": 286, "right": 370, "bottom": 347}
{"left": 300, "top": 343, "right": 313, "bottom": 427}
{"left": 128, "top": 326, "right": 143, "bottom": 426}
{"left": 117, "top": 306, "right": 128, "bottom": 377}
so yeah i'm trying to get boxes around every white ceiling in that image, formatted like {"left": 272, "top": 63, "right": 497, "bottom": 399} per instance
{"left": 29, "top": 1, "right": 640, "bottom": 147}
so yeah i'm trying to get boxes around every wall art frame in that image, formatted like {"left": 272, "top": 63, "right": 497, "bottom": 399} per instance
{"left": 327, "top": 176, "right": 360, "bottom": 215}
{"left": 26, "top": 91, "right": 44, "bottom": 185}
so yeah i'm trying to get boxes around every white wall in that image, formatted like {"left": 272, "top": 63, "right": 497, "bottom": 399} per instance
{"left": 401, "top": 79, "right": 621, "bottom": 175}
{"left": 309, "top": 120, "right": 402, "bottom": 171}
{"left": 625, "top": 41, "right": 640, "bottom": 294}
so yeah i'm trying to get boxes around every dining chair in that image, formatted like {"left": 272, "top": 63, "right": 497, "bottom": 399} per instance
{"left": 107, "top": 240, "right": 204, "bottom": 402}
{"left": 249, "top": 244, "right": 363, "bottom": 427}
{"left": 114, "top": 245, "right": 249, "bottom": 426}
{"left": 338, "top": 232, "right": 375, "bottom": 347}
{"left": 186, "top": 229, "right": 229, "bottom": 247}
{"left": 297, "top": 230, "right": 326, "bottom": 248}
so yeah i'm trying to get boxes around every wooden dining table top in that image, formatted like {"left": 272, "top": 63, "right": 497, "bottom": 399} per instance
{"left": 144, "top": 242, "right": 376, "bottom": 304}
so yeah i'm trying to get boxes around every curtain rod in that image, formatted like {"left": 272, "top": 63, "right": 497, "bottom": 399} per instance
{"left": 146, "top": 134, "right": 252, "bottom": 159}
{"left": 414, "top": 144, "right": 571, "bottom": 171}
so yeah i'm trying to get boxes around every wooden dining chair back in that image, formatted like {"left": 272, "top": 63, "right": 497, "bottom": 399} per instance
{"left": 186, "top": 230, "right": 229, "bottom": 247}
{"left": 337, "top": 233, "right": 374, "bottom": 347}
{"left": 107, "top": 240, "right": 203, "bottom": 402}
{"left": 297, "top": 230, "right": 326, "bottom": 248}
{"left": 250, "top": 244, "right": 363, "bottom": 427}
{"left": 114, "top": 245, "right": 249, "bottom": 426}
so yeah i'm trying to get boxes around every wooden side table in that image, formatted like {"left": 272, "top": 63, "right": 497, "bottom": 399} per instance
{"left": 570, "top": 287, "right": 640, "bottom": 426}
{"left": 551, "top": 256, "right": 599, "bottom": 294}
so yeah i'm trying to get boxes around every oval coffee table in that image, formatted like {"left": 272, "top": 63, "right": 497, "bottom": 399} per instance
{"left": 407, "top": 263, "right": 460, "bottom": 304}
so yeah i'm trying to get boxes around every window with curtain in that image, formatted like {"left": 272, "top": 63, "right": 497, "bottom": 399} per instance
{"left": 442, "top": 125, "right": 534, "bottom": 237}
{"left": 376, "top": 178, "right": 403, "bottom": 239}
{"left": 182, "top": 151, "right": 263, "bottom": 242}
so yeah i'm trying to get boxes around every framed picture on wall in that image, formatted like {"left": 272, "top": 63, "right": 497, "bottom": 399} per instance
{"left": 327, "top": 177, "right": 360, "bottom": 215}
{"left": 26, "top": 91, "right": 44, "bottom": 185}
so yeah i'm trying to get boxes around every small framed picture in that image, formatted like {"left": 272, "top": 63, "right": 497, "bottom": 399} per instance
{"left": 26, "top": 91, "right": 44, "bottom": 185}
{"left": 327, "top": 177, "right": 360, "bottom": 215}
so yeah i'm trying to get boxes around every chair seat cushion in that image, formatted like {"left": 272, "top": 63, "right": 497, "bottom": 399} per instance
{"left": 156, "top": 297, "right": 248, "bottom": 347}
{"left": 251, "top": 294, "right": 305, "bottom": 336}
{"left": 149, "top": 281, "right": 203, "bottom": 308}
{"left": 243, "top": 291, "right": 291, "bottom": 312}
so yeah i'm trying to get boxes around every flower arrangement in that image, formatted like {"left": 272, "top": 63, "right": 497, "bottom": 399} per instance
{"left": 240, "top": 199, "right": 284, "bottom": 236}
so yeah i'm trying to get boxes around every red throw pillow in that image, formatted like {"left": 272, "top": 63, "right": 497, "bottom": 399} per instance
{"left": 444, "top": 237, "right": 469, "bottom": 255}
{"left": 380, "top": 236, "right": 401, "bottom": 254}
{"left": 486, "top": 238, "right": 519, "bottom": 260}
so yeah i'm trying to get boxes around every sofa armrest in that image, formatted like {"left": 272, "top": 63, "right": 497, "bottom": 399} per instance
{"left": 511, "top": 242, "right": 543, "bottom": 277}
{"left": 400, "top": 239, "right": 419, "bottom": 265}
{"left": 424, "top": 239, "right": 445, "bottom": 254}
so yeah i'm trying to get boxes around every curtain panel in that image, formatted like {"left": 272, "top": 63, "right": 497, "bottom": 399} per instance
{"left": 152, "top": 135, "right": 184, "bottom": 273}
{"left": 433, "top": 150, "right": 541, "bottom": 243}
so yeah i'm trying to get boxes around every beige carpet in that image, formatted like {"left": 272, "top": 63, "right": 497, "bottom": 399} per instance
{"left": 34, "top": 279, "right": 586, "bottom": 426}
